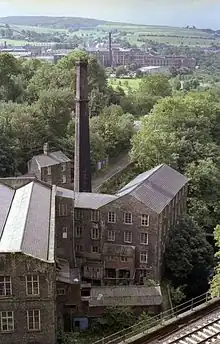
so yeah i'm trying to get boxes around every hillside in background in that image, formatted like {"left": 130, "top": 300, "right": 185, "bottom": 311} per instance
{"left": 0, "top": 16, "right": 114, "bottom": 29}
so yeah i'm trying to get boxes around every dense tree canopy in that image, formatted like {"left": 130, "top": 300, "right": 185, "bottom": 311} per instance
{"left": 0, "top": 52, "right": 135, "bottom": 176}
{"left": 165, "top": 215, "right": 214, "bottom": 298}
{"left": 130, "top": 88, "right": 220, "bottom": 296}
{"left": 130, "top": 91, "right": 220, "bottom": 236}
{"left": 129, "top": 74, "right": 173, "bottom": 116}
{"left": 210, "top": 225, "right": 220, "bottom": 297}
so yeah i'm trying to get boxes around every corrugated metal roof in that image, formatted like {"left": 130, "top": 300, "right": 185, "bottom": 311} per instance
{"left": 117, "top": 164, "right": 188, "bottom": 214}
{"left": 0, "top": 181, "right": 55, "bottom": 262}
{"left": 33, "top": 151, "right": 71, "bottom": 168}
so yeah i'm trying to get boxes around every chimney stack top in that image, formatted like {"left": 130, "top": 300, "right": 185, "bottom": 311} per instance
{"left": 43, "top": 142, "right": 49, "bottom": 156}
{"left": 76, "top": 59, "right": 88, "bottom": 67}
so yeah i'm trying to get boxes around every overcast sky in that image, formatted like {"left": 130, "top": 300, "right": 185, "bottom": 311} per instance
{"left": 0, "top": 0, "right": 219, "bottom": 29}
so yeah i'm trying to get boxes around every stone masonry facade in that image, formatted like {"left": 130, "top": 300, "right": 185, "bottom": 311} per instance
{"left": 0, "top": 253, "right": 56, "bottom": 344}
{"left": 73, "top": 184, "right": 188, "bottom": 286}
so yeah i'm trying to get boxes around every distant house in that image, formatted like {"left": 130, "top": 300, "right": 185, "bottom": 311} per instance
{"left": 28, "top": 143, "right": 73, "bottom": 189}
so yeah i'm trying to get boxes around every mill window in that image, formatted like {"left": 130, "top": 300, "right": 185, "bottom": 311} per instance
{"left": 91, "top": 246, "right": 100, "bottom": 253}
{"left": 120, "top": 256, "right": 128, "bottom": 262}
{"left": 0, "top": 311, "right": 14, "bottom": 332}
{"left": 76, "top": 245, "right": 83, "bottom": 253}
{"left": 91, "top": 227, "right": 100, "bottom": 240}
{"left": 76, "top": 225, "right": 82, "bottom": 238}
{"left": 58, "top": 203, "right": 68, "bottom": 216}
{"left": 0, "top": 277, "right": 12, "bottom": 296}
{"left": 47, "top": 166, "right": 51, "bottom": 175}
{"left": 124, "top": 212, "right": 132, "bottom": 224}
{"left": 107, "top": 230, "right": 116, "bottom": 241}
{"left": 91, "top": 210, "right": 99, "bottom": 222}
{"left": 75, "top": 209, "right": 83, "bottom": 220}
{"left": 108, "top": 212, "right": 116, "bottom": 223}
{"left": 124, "top": 231, "right": 132, "bottom": 243}
{"left": 57, "top": 288, "right": 66, "bottom": 296}
{"left": 141, "top": 214, "right": 149, "bottom": 227}
{"left": 26, "top": 275, "right": 39, "bottom": 296}
{"left": 140, "top": 252, "right": 148, "bottom": 263}
{"left": 62, "top": 227, "right": 68, "bottom": 239}
{"left": 140, "top": 233, "right": 149, "bottom": 245}
{"left": 27, "top": 310, "right": 41, "bottom": 331}
{"left": 62, "top": 175, "right": 67, "bottom": 184}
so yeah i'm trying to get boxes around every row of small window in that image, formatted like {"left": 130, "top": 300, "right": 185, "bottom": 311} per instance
{"left": 75, "top": 210, "right": 150, "bottom": 226}
{"left": 0, "top": 275, "right": 39, "bottom": 297}
{"left": 46, "top": 164, "right": 66, "bottom": 175}
{"left": 106, "top": 251, "right": 148, "bottom": 263}
{"left": 76, "top": 245, "right": 100, "bottom": 253}
{"left": 109, "top": 212, "right": 149, "bottom": 225}
{"left": 46, "top": 175, "right": 67, "bottom": 185}
{"left": 0, "top": 310, "right": 41, "bottom": 333}
{"left": 76, "top": 244, "right": 148, "bottom": 262}
{"left": 74, "top": 227, "right": 149, "bottom": 245}
{"left": 106, "top": 252, "right": 148, "bottom": 263}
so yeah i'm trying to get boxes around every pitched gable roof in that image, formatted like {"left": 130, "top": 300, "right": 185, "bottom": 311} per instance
{"left": 32, "top": 151, "right": 71, "bottom": 168}
{"left": 0, "top": 183, "right": 15, "bottom": 238}
{"left": 56, "top": 186, "right": 118, "bottom": 210}
{"left": 116, "top": 164, "right": 188, "bottom": 214}
{"left": 0, "top": 181, "right": 55, "bottom": 262}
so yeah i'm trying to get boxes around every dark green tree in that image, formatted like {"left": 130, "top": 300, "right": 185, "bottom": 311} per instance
{"left": 165, "top": 215, "right": 214, "bottom": 298}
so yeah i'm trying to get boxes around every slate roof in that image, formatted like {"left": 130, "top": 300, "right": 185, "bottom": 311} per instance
{"left": 89, "top": 285, "right": 162, "bottom": 307}
{"left": 57, "top": 164, "right": 187, "bottom": 212}
{"left": 75, "top": 192, "right": 118, "bottom": 210}
{"left": 32, "top": 151, "right": 71, "bottom": 168}
{"left": 56, "top": 187, "right": 118, "bottom": 210}
{"left": 116, "top": 164, "right": 188, "bottom": 214}
{"left": 0, "top": 181, "right": 55, "bottom": 262}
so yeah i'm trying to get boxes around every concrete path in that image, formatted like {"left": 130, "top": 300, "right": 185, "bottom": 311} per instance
{"left": 92, "top": 151, "right": 130, "bottom": 192}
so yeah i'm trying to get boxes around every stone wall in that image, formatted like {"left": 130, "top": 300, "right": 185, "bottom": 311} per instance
{"left": 0, "top": 253, "right": 56, "bottom": 344}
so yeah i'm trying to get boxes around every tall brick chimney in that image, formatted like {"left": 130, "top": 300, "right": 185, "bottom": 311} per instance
{"left": 109, "top": 32, "right": 113, "bottom": 67}
{"left": 74, "top": 60, "right": 92, "bottom": 193}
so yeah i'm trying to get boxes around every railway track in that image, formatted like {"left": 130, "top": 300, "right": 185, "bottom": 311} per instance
{"left": 160, "top": 313, "right": 220, "bottom": 344}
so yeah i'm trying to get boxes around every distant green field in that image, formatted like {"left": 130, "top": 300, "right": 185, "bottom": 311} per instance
{"left": 101, "top": 24, "right": 211, "bottom": 36}
{"left": 102, "top": 24, "right": 218, "bottom": 47}
{"left": 0, "top": 22, "right": 218, "bottom": 48}
{"left": 108, "top": 78, "right": 141, "bottom": 93}
{"left": 128, "top": 34, "right": 218, "bottom": 47}
{"left": 0, "top": 38, "right": 30, "bottom": 45}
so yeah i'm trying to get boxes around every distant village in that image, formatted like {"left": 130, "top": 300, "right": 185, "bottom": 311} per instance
{"left": 0, "top": 32, "right": 196, "bottom": 75}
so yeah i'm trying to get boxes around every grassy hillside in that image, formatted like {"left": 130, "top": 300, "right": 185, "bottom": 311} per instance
{"left": 0, "top": 16, "right": 219, "bottom": 48}
{"left": 0, "top": 16, "right": 108, "bottom": 29}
